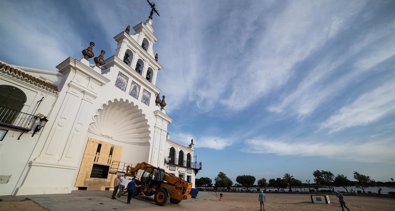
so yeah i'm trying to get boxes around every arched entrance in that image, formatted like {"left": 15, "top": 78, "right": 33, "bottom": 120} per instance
{"left": 75, "top": 99, "right": 151, "bottom": 190}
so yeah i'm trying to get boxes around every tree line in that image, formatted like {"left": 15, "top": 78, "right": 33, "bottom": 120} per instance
{"left": 196, "top": 170, "right": 395, "bottom": 193}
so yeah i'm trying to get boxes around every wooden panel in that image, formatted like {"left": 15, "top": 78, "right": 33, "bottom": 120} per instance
{"left": 75, "top": 138, "right": 122, "bottom": 190}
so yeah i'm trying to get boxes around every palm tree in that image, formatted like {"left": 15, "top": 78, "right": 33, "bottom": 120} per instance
{"left": 283, "top": 173, "right": 294, "bottom": 192}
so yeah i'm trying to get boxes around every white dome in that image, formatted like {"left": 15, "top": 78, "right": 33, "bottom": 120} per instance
{"left": 89, "top": 100, "right": 150, "bottom": 145}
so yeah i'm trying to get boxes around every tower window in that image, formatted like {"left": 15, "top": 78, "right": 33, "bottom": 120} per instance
{"left": 146, "top": 68, "right": 153, "bottom": 82}
{"left": 142, "top": 38, "right": 149, "bottom": 51}
{"left": 135, "top": 59, "right": 144, "bottom": 75}
{"left": 123, "top": 50, "right": 133, "bottom": 65}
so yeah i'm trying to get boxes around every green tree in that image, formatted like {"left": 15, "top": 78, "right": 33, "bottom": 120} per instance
{"left": 293, "top": 178, "right": 303, "bottom": 188}
{"left": 257, "top": 178, "right": 267, "bottom": 189}
{"left": 313, "top": 170, "right": 334, "bottom": 190}
{"left": 354, "top": 171, "right": 371, "bottom": 193}
{"left": 196, "top": 177, "right": 212, "bottom": 188}
{"left": 215, "top": 172, "right": 233, "bottom": 190}
{"left": 313, "top": 170, "right": 324, "bottom": 185}
{"left": 269, "top": 178, "right": 287, "bottom": 192}
{"left": 283, "top": 173, "right": 295, "bottom": 192}
{"left": 268, "top": 179, "right": 276, "bottom": 188}
{"left": 236, "top": 175, "right": 256, "bottom": 190}
{"left": 334, "top": 174, "right": 352, "bottom": 192}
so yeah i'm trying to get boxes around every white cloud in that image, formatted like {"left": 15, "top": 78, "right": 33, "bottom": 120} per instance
{"left": 221, "top": 0, "right": 367, "bottom": 111}
{"left": 267, "top": 17, "right": 395, "bottom": 118}
{"left": 268, "top": 26, "right": 395, "bottom": 117}
{"left": 0, "top": 1, "right": 82, "bottom": 70}
{"left": 197, "top": 136, "right": 233, "bottom": 150}
{"left": 155, "top": 1, "right": 204, "bottom": 111}
{"left": 321, "top": 81, "right": 395, "bottom": 133}
{"left": 245, "top": 138, "right": 395, "bottom": 163}
{"left": 170, "top": 132, "right": 232, "bottom": 150}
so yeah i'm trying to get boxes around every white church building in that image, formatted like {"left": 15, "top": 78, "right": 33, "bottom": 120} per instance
{"left": 0, "top": 17, "right": 201, "bottom": 196}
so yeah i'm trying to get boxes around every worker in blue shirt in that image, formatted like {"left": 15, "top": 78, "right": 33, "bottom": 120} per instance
{"left": 127, "top": 177, "right": 136, "bottom": 204}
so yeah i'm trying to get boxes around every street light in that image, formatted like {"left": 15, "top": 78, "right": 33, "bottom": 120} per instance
{"left": 32, "top": 114, "right": 48, "bottom": 137}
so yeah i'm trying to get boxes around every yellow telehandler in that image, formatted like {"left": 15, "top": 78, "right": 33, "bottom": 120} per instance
{"left": 125, "top": 162, "right": 192, "bottom": 206}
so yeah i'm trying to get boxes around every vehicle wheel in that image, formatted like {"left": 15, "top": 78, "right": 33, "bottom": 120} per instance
{"left": 154, "top": 188, "right": 168, "bottom": 206}
{"left": 170, "top": 198, "right": 181, "bottom": 204}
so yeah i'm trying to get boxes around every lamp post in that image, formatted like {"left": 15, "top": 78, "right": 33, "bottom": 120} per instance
{"left": 32, "top": 115, "right": 48, "bottom": 137}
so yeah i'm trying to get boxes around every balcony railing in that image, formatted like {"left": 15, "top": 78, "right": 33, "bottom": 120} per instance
{"left": 165, "top": 158, "right": 202, "bottom": 174}
{"left": 0, "top": 105, "right": 35, "bottom": 131}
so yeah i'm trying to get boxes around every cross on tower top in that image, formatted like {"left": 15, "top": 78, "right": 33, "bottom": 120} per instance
{"left": 147, "top": 0, "right": 160, "bottom": 20}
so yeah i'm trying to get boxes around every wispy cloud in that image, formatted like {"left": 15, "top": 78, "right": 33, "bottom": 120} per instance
{"left": 321, "top": 81, "right": 395, "bottom": 133}
{"left": 221, "top": 1, "right": 366, "bottom": 111}
{"left": 244, "top": 138, "right": 395, "bottom": 163}
{"left": 170, "top": 132, "right": 232, "bottom": 150}
{"left": 197, "top": 136, "right": 233, "bottom": 150}
{"left": 155, "top": 1, "right": 205, "bottom": 111}
{"left": 267, "top": 4, "right": 395, "bottom": 118}
{"left": 0, "top": 1, "right": 82, "bottom": 70}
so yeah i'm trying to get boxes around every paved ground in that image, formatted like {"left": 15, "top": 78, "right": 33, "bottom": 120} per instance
{"left": 2, "top": 191, "right": 395, "bottom": 211}
{"left": 0, "top": 190, "right": 165, "bottom": 211}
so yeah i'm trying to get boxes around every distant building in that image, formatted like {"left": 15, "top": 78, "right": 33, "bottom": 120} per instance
{"left": 0, "top": 17, "right": 201, "bottom": 196}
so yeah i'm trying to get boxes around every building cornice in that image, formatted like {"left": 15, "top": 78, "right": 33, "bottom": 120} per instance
{"left": 0, "top": 60, "right": 58, "bottom": 93}
{"left": 154, "top": 110, "right": 172, "bottom": 123}
{"left": 56, "top": 57, "right": 110, "bottom": 85}
{"left": 167, "top": 139, "right": 193, "bottom": 151}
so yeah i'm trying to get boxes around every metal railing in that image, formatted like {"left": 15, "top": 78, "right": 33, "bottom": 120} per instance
{"left": 165, "top": 158, "right": 202, "bottom": 171}
{"left": 0, "top": 105, "right": 35, "bottom": 131}
{"left": 109, "top": 161, "right": 133, "bottom": 174}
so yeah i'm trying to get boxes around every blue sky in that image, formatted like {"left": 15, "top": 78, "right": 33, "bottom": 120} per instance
{"left": 1, "top": 0, "right": 394, "bottom": 183}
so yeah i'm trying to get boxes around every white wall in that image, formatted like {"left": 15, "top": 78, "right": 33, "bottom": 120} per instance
{"left": 0, "top": 72, "right": 58, "bottom": 195}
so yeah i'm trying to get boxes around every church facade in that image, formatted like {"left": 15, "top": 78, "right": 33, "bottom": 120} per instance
{"left": 0, "top": 18, "right": 201, "bottom": 196}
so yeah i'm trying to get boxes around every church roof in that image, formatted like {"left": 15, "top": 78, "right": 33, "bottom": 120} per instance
{"left": 0, "top": 61, "right": 58, "bottom": 92}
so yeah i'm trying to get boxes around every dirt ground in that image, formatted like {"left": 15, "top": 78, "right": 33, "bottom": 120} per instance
{"left": 1, "top": 191, "right": 395, "bottom": 211}
{"left": 0, "top": 198, "right": 46, "bottom": 211}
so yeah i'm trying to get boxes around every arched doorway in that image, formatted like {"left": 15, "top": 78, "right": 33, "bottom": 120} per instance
{"left": 0, "top": 85, "right": 27, "bottom": 124}
{"left": 75, "top": 100, "right": 150, "bottom": 190}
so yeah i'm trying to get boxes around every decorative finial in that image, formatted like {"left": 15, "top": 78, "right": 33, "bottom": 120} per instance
{"left": 160, "top": 95, "right": 166, "bottom": 110}
{"left": 147, "top": 0, "right": 160, "bottom": 20}
{"left": 125, "top": 25, "right": 130, "bottom": 34}
{"left": 82, "top": 41, "right": 95, "bottom": 60}
{"left": 189, "top": 139, "right": 194, "bottom": 148}
{"left": 94, "top": 50, "right": 106, "bottom": 67}
{"left": 155, "top": 53, "right": 159, "bottom": 62}
{"left": 155, "top": 94, "right": 161, "bottom": 106}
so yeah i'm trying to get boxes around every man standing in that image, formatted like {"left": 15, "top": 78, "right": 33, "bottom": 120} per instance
{"left": 336, "top": 191, "right": 351, "bottom": 211}
{"left": 117, "top": 175, "right": 127, "bottom": 197}
{"left": 259, "top": 190, "right": 266, "bottom": 211}
{"left": 112, "top": 174, "right": 121, "bottom": 199}
{"left": 127, "top": 177, "right": 136, "bottom": 204}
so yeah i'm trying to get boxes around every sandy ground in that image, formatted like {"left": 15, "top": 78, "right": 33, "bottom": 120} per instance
{"left": 0, "top": 198, "right": 46, "bottom": 211}
{"left": 1, "top": 191, "right": 395, "bottom": 211}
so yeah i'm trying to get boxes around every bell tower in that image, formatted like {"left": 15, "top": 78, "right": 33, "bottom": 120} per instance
{"left": 113, "top": 19, "right": 161, "bottom": 85}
